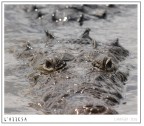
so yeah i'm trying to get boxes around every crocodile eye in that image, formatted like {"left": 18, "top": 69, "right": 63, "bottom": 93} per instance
{"left": 105, "top": 58, "right": 112, "bottom": 69}
{"left": 45, "top": 60, "right": 53, "bottom": 68}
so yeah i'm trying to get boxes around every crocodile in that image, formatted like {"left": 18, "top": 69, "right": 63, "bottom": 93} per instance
{"left": 14, "top": 26, "right": 129, "bottom": 114}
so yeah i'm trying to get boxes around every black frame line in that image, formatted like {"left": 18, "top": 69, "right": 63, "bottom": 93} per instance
{"left": 1, "top": 1, "right": 141, "bottom": 124}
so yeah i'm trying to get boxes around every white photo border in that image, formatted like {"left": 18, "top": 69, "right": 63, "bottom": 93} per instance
{"left": 1, "top": 0, "right": 141, "bottom": 124}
